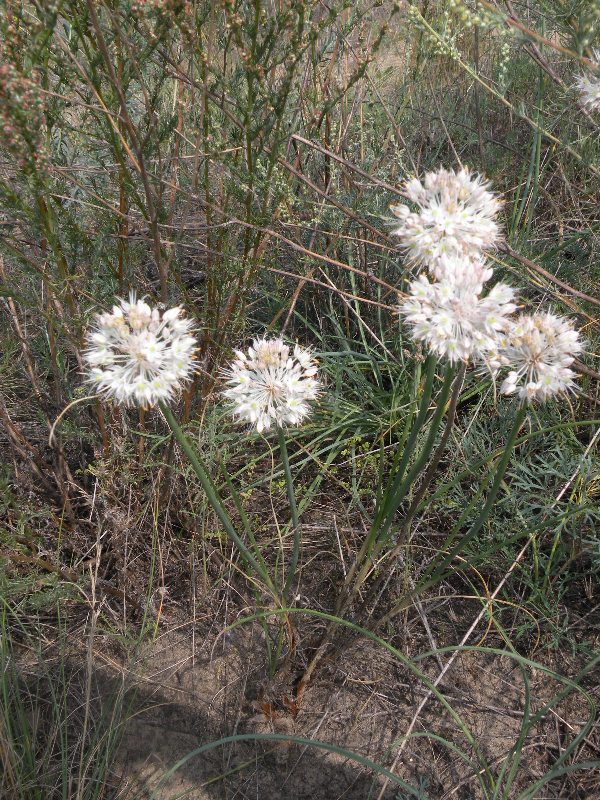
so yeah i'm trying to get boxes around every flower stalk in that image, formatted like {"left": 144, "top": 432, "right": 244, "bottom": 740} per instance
{"left": 361, "top": 362, "right": 467, "bottom": 610}
{"left": 278, "top": 426, "right": 301, "bottom": 602}
{"left": 341, "top": 355, "right": 437, "bottom": 600}
{"left": 159, "top": 401, "right": 277, "bottom": 595}
{"left": 299, "top": 362, "right": 462, "bottom": 696}
{"left": 342, "top": 362, "right": 454, "bottom": 607}
{"left": 374, "top": 404, "right": 528, "bottom": 629}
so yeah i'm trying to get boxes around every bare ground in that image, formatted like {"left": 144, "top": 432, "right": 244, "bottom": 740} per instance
{"left": 112, "top": 610, "right": 600, "bottom": 800}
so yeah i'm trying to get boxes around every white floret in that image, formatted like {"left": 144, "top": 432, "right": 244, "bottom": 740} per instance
{"left": 575, "top": 49, "right": 600, "bottom": 112}
{"left": 84, "top": 292, "right": 197, "bottom": 407}
{"left": 391, "top": 166, "right": 502, "bottom": 289}
{"left": 398, "top": 274, "right": 517, "bottom": 366}
{"left": 499, "top": 312, "right": 583, "bottom": 402}
{"left": 223, "top": 338, "right": 320, "bottom": 432}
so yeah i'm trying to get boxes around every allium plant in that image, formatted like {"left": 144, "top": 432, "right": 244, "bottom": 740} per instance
{"left": 575, "top": 49, "right": 600, "bottom": 112}
{"left": 390, "top": 167, "right": 502, "bottom": 289}
{"left": 364, "top": 166, "right": 584, "bottom": 631}
{"left": 223, "top": 338, "right": 320, "bottom": 433}
{"left": 85, "top": 294, "right": 197, "bottom": 407}
{"left": 399, "top": 274, "right": 516, "bottom": 365}
{"left": 299, "top": 163, "right": 585, "bottom": 693}
{"left": 83, "top": 316, "right": 320, "bottom": 669}
{"left": 499, "top": 312, "right": 583, "bottom": 402}
{"left": 352, "top": 166, "right": 518, "bottom": 599}
{"left": 83, "top": 296, "right": 284, "bottom": 605}
{"left": 223, "top": 338, "right": 321, "bottom": 606}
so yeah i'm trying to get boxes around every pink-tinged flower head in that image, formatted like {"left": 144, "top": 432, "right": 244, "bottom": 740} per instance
{"left": 391, "top": 167, "right": 502, "bottom": 289}
{"left": 499, "top": 312, "right": 583, "bottom": 402}
{"left": 84, "top": 293, "right": 197, "bottom": 407}
{"left": 399, "top": 274, "right": 517, "bottom": 365}
{"left": 223, "top": 338, "right": 320, "bottom": 433}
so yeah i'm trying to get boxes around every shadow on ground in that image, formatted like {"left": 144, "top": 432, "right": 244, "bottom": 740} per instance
{"left": 115, "top": 625, "right": 404, "bottom": 800}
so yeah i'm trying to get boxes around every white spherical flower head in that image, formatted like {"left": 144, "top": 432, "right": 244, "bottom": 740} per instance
{"left": 434, "top": 253, "right": 494, "bottom": 295}
{"left": 84, "top": 293, "right": 197, "bottom": 407}
{"left": 223, "top": 338, "right": 320, "bottom": 433}
{"left": 391, "top": 167, "right": 502, "bottom": 288}
{"left": 575, "top": 49, "right": 600, "bottom": 112}
{"left": 499, "top": 312, "right": 583, "bottom": 403}
{"left": 399, "top": 274, "right": 517, "bottom": 365}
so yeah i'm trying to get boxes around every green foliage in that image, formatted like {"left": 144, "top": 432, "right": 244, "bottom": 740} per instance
{"left": 0, "top": 597, "right": 135, "bottom": 800}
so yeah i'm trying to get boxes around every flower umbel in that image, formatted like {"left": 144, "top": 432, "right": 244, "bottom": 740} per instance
{"left": 575, "top": 49, "right": 600, "bottom": 112}
{"left": 390, "top": 167, "right": 502, "bottom": 288}
{"left": 499, "top": 312, "right": 583, "bottom": 402}
{"left": 399, "top": 274, "right": 517, "bottom": 365}
{"left": 85, "top": 294, "right": 197, "bottom": 407}
{"left": 223, "top": 338, "right": 320, "bottom": 432}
